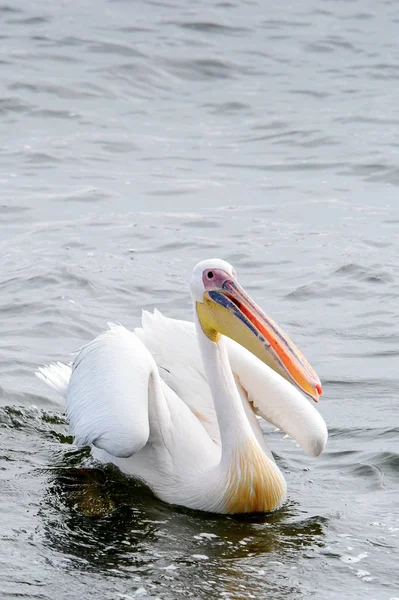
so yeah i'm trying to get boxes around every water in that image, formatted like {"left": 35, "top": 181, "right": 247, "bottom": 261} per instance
{"left": 1, "top": 0, "right": 399, "bottom": 598}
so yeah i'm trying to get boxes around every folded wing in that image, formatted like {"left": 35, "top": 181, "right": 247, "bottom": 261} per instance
{"left": 37, "top": 311, "right": 327, "bottom": 459}
{"left": 137, "top": 311, "right": 327, "bottom": 457}
{"left": 38, "top": 325, "right": 155, "bottom": 458}
{"left": 135, "top": 310, "right": 220, "bottom": 443}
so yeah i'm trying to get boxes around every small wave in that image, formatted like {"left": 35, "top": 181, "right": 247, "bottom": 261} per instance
{"left": 202, "top": 101, "right": 252, "bottom": 115}
{"left": 176, "top": 21, "right": 250, "bottom": 35}
{"left": 285, "top": 282, "right": 329, "bottom": 300}
{"left": 88, "top": 40, "right": 144, "bottom": 58}
{"left": 161, "top": 57, "right": 238, "bottom": 81}
{"left": 329, "top": 426, "right": 399, "bottom": 440}
{"left": 346, "top": 452, "right": 399, "bottom": 488}
{"left": 334, "top": 263, "right": 394, "bottom": 284}
{"left": 0, "top": 405, "right": 69, "bottom": 442}
{"left": 0, "top": 5, "right": 21, "bottom": 13}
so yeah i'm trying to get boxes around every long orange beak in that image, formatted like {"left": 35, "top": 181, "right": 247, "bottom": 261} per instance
{"left": 197, "top": 279, "right": 322, "bottom": 402}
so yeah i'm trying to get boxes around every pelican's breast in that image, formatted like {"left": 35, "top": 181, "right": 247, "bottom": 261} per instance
{"left": 223, "top": 439, "right": 287, "bottom": 513}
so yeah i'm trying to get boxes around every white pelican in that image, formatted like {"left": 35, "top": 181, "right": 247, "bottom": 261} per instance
{"left": 37, "top": 259, "right": 327, "bottom": 514}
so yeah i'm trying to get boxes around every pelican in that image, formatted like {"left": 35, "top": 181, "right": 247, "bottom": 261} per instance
{"left": 36, "top": 259, "right": 327, "bottom": 514}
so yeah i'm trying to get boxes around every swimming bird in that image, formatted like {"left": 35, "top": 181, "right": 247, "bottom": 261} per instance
{"left": 36, "top": 258, "right": 327, "bottom": 514}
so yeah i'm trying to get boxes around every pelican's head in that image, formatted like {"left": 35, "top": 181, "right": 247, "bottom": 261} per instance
{"left": 191, "top": 259, "right": 322, "bottom": 402}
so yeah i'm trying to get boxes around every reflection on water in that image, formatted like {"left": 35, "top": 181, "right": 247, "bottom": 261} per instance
{"left": 41, "top": 453, "right": 326, "bottom": 581}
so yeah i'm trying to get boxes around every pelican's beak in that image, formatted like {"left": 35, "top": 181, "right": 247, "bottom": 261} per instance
{"left": 196, "top": 279, "right": 322, "bottom": 402}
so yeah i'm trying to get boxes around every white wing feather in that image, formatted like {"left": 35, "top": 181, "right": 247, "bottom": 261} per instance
{"left": 135, "top": 310, "right": 220, "bottom": 442}
{"left": 37, "top": 310, "right": 327, "bottom": 460}
{"left": 36, "top": 361, "right": 72, "bottom": 397}
{"left": 226, "top": 342, "right": 328, "bottom": 456}
{"left": 66, "top": 324, "right": 153, "bottom": 458}
{"left": 136, "top": 311, "right": 327, "bottom": 457}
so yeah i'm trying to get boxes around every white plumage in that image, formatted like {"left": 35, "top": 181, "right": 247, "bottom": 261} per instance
{"left": 37, "top": 259, "right": 327, "bottom": 513}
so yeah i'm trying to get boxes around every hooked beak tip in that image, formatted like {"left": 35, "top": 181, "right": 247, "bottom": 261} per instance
{"left": 312, "top": 383, "right": 322, "bottom": 403}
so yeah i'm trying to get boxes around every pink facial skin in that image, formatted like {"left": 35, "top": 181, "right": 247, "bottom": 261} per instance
{"left": 202, "top": 268, "right": 236, "bottom": 291}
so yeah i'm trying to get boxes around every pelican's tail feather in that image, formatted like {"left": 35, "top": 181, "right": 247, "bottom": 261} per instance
{"left": 35, "top": 361, "right": 72, "bottom": 398}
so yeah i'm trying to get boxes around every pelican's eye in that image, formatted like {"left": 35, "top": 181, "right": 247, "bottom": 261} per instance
{"left": 207, "top": 271, "right": 214, "bottom": 279}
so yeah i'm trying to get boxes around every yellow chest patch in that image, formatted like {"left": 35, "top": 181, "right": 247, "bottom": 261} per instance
{"left": 223, "top": 439, "right": 287, "bottom": 513}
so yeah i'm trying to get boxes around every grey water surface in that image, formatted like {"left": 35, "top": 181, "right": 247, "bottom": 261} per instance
{"left": 1, "top": 0, "right": 399, "bottom": 598}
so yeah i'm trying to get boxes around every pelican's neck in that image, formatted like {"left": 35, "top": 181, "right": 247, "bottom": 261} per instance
{"left": 194, "top": 311, "right": 257, "bottom": 458}
{"left": 194, "top": 307, "right": 287, "bottom": 513}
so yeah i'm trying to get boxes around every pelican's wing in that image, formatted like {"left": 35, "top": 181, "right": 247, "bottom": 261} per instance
{"left": 38, "top": 325, "right": 154, "bottom": 458}
{"left": 36, "top": 361, "right": 72, "bottom": 397}
{"left": 224, "top": 339, "right": 328, "bottom": 457}
{"left": 135, "top": 310, "right": 220, "bottom": 443}
{"left": 136, "top": 311, "right": 327, "bottom": 457}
